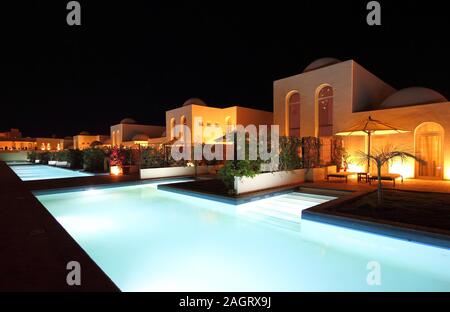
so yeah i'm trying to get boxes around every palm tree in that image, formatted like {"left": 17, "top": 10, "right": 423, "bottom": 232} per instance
{"left": 356, "top": 146, "right": 422, "bottom": 205}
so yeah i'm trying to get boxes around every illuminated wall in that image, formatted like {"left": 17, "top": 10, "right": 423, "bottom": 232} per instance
{"left": 35, "top": 138, "right": 65, "bottom": 151}
{"left": 73, "top": 135, "right": 110, "bottom": 150}
{"left": 0, "top": 140, "right": 36, "bottom": 151}
{"left": 110, "top": 123, "right": 164, "bottom": 147}
{"left": 165, "top": 104, "right": 273, "bottom": 144}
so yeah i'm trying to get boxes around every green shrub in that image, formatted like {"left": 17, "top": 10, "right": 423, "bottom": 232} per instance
{"left": 83, "top": 148, "right": 107, "bottom": 172}
{"left": 279, "top": 136, "right": 303, "bottom": 171}
{"left": 27, "top": 151, "right": 38, "bottom": 163}
{"left": 302, "top": 136, "right": 322, "bottom": 168}
{"left": 37, "top": 152, "right": 50, "bottom": 164}
{"left": 66, "top": 149, "right": 84, "bottom": 169}
{"left": 218, "top": 159, "right": 262, "bottom": 194}
{"left": 141, "top": 146, "right": 166, "bottom": 168}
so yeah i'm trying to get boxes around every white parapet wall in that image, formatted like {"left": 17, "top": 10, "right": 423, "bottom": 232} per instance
{"left": 0, "top": 151, "right": 29, "bottom": 162}
{"left": 233, "top": 169, "right": 306, "bottom": 195}
{"left": 140, "top": 166, "right": 209, "bottom": 179}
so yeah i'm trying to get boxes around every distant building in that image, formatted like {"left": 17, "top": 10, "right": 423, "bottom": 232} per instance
{"left": 35, "top": 138, "right": 65, "bottom": 151}
{"left": 0, "top": 128, "right": 22, "bottom": 139}
{"left": 73, "top": 132, "right": 110, "bottom": 150}
{"left": 0, "top": 128, "right": 35, "bottom": 151}
{"left": 110, "top": 118, "right": 165, "bottom": 148}
{"left": 165, "top": 98, "right": 273, "bottom": 144}
{"left": 0, "top": 129, "right": 67, "bottom": 152}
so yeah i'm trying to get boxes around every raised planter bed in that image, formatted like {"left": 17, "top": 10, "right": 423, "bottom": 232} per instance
{"left": 140, "top": 165, "right": 209, "bottom": 179}
{"left": 305, "top": 165, "right": 336, "bottom": 182}
{"left": 234, "top": 169, "right": 305, "bottom": 195}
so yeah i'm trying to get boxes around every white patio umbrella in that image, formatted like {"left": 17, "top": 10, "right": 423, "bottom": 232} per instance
{"left": 335, "top": 116, "right": 409, "bottom": 173}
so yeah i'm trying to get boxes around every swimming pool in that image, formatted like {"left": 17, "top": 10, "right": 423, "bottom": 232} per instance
{"left": 36, "top": 183, "right": 450, "bottom": 291}
{"left": 10, "top": 164, "right": 93, "bottom": 181}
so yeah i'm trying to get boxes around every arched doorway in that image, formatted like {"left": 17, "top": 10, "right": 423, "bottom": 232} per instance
{"left": 415, "top": 122, "right": 444, "bottom": 179}
{"left": 286, "top": 91, "right": 300, "bottom": 137}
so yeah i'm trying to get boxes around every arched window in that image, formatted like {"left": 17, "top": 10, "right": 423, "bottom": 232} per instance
{"left": 317, "top": 85, "right": 334, "bottom": 137}
{"left": 225, "top": 116, "right": 232, "bottom": 130}
{"left": 180, "top": 116, "right": 187, "bottom": 141}
{"left": 286, "top": 91, "right": 301, "bottom": 137}
{"left": 170, "top": 118, "right": 176, "bottom": 140}
{"left": 415, "top": 122, "right": 444, "bottom": 179}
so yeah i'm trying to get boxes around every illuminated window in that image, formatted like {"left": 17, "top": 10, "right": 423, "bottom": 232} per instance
{"left": 169, "top": 118, "right": 176, "bottom": 139}
{"left": 317, "top": 85, "right": 334, "bottom": 137}
{"left": 287, "top": 91, "right": 301, "bottom": 137}
{"left": 180, "top": 116, "right": 187, "bottom": 141}
{"left": 225, "top": 116, "right": 232, "bottom": 129}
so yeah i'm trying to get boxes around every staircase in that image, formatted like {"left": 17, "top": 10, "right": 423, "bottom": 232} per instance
{"left": 237, "top": 192, "right": 335, "bottom": 231}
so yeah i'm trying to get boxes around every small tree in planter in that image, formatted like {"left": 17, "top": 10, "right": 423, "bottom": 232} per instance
{"left": 356, "top": 145, "right": 422, "bottom": 205}
{"left": 218, "top": 159, "right": 262, "bottom": 195}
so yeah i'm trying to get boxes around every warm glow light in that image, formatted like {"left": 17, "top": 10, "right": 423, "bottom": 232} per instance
{"left": 389, "top": 159, "right": 415, "bottom": 179}
{"left": 110, "top": 166, "right": 123, "bottom": 176}
{"left": 445, "top": 167, "right": 450, "bottom": 180}
{"left": 347, "top": 163, "right": 365, "bottom": 173}
{"left": 186, "top": 161, "right": 194, "bottom": 167}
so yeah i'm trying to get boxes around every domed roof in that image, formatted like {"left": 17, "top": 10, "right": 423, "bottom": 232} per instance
{"left": 303, "top": 58, "right": 342, "bottom": 73}
{"left": 132, "top": 133, "right": 149, "bottom": 141}
{"left": 120, "top": 118, "right": 137, "bottom": 124}
{"left": 379, "top": 87, "right": 447, "bottom": 109}
{"left": 183, "top": 98, "right": 207, "bottom": 107}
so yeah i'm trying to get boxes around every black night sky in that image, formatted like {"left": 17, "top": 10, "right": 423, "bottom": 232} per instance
{"left": 0, "top": 0, "right": 449, "bottom": 138}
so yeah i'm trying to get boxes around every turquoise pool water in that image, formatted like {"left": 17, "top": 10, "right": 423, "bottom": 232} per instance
{"left": 36, "top": 183, "right": 450, "bottom": 291}
{"left": 10, "top": 164, "right": 92, "bottom": 181}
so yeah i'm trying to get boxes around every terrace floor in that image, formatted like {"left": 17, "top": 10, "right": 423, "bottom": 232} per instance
{"left": 304, "top": 177, "right": 450, "bottom": 248}
{"left": 313, "top": 177, "right": 450, "bottom": 194}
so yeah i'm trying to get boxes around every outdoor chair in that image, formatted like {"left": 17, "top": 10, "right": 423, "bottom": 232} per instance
{"left": 326, "top": 172, "right": 356, "bottom": 183}
{"left": 369, "top": 173, "right": 404, "bottom": 187}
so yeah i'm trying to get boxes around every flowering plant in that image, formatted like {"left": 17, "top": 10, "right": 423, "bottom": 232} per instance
{"left": 109, "top": 147, "right": 126, "bottom": 167}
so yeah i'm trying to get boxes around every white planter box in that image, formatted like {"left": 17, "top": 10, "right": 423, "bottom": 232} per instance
{"left": 233, "top": 169, "right": 305, "bottom": 195}
{"left": 140, "top": 166, "right": 209, "bottom": 180}
{"left": 56, "top": 161, "right": 69, "bottom": 167}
